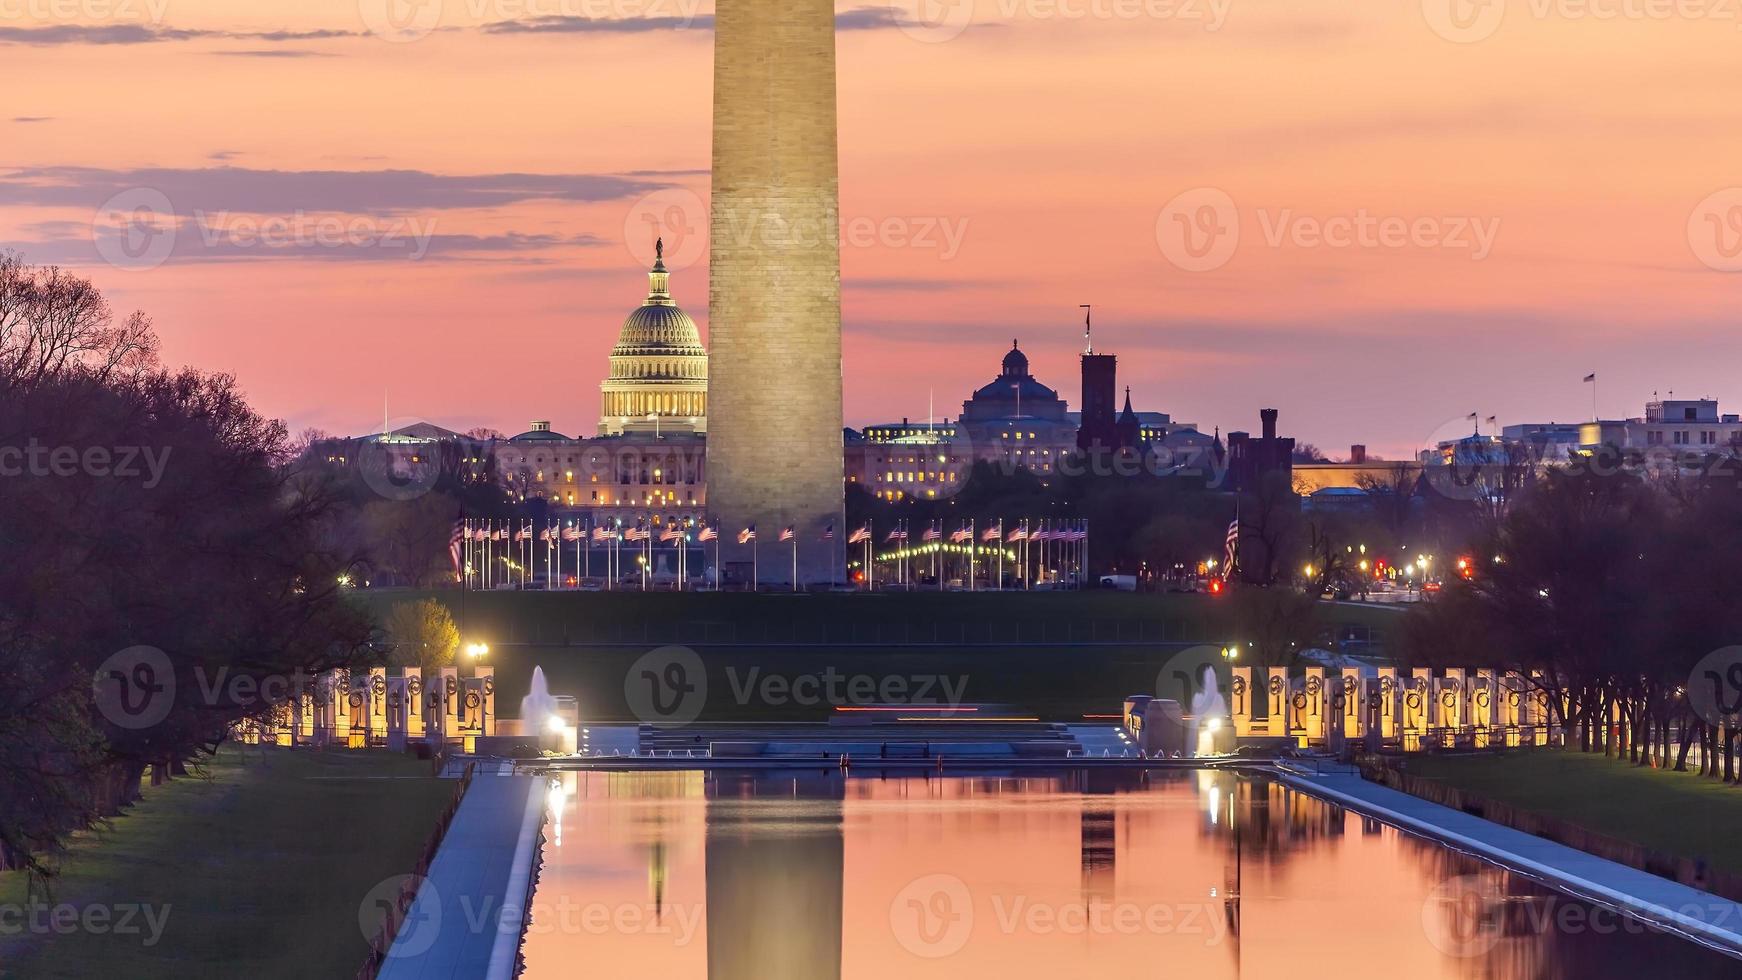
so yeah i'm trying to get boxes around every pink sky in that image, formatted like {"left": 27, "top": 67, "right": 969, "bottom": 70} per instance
{"left": 5, "top": 0, "right": 1741, "bottom": 458}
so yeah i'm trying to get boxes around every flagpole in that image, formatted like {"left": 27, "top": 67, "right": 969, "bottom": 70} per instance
{"left": 791, "top": 534, "right": 798, "bottom": 593}
{"left": 867, "top": 519, "right": 874, "bottom": 592}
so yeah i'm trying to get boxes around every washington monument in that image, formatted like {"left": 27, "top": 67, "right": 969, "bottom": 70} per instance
{"left": 707, "top": 0, "right": 845, "bottom": 585}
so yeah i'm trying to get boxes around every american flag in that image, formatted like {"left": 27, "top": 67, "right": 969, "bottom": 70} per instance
{"left": 779, "top": 526, "right": 795, "bottom": 542}
{"left": 1224, "top": 518, "right": 1240, "bottom": 575}
{"left": 887, "top": 524, "right": 908, "bottom": 542}
{"left": 820, "top": 523, "right": 834, "bottom": 540}
{"left": 473, "top": 526, "right": 489, "bottom": 542}
{"left": 592, "top": 525, "right": 611, "bottom": 542}
{"left": 981, "top": 525, "right": 1001, "bottom": 542}
{"left": 922, "top": 523, "right": 941, "bottom": 541}
{"left": 539, "top": 526, "right": 554, "bottom": 542}
{"left": 848, "top": 526, "right": 870, "bottom": 544}
{"left": 1030, "top": 525, "right": 1050, "bottom": 542}
{"left": 950, "top": 525, "right": 970, "bottom": 543}
{"left": 495, "top": 528, "right": 508, "bottom": 541}
{"left": 738, "top": 525, "right": 756, "bottom": 544}
{"left": 699, "top": 525, "right": 718, "bottom": 542}
{"left": 449, "top": 521, "right": 464, "bottom": 573}
{"left": 1007, "top": 524, "right": 1028, "bottom": 543}
{"left": 514, "top": 526, "right": 529, "bottom": 542}
{"left": 660, "top": 525, "right": 681, "bottom": 542}
{"left": 563, "top": 525, "right": 582, "bottom": 542}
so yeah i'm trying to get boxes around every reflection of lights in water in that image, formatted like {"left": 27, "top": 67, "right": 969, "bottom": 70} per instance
{"left": 1208, "top": 784, "right": 1221, "bottom": 825}
{"left": 547, "top": 777, "right": 567, "bottom": 847}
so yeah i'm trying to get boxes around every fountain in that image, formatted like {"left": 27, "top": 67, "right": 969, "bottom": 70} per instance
{"left": 521, "top": 666, "right": 558, "bottom": 735}
{"left": 1189, "top": 666, "right": 1231, "bottom": 756}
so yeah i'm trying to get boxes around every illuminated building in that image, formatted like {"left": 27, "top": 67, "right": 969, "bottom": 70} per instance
{"left": 598, "top": 241, "right": 708, "bottom": 436}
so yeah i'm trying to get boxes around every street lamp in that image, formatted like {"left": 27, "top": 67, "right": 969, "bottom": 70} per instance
{"left": 465, "top": 641, "right": 490, "bottom": 659}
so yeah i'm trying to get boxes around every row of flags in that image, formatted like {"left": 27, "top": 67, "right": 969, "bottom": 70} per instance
{"left": 859, "top": 520, "right": 1090, "bottom": 545}
{"left": 453, "top": 517, "right": 1094, "bottom": 572}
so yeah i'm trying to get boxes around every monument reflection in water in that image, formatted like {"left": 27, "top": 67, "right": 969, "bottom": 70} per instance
{"left": 519, "top": 770, "right": 1736, "bottom": 979}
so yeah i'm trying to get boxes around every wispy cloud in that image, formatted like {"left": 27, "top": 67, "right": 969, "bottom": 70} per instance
{"left": 15, "top": 219, "right": 606, "bottom": 266}
{"left": 211, "top": 49, "right": 334, "bottom": 58}
{"left": 478, "top": 7, "right": 927, "bottom": 33}
{"left": 0, "top": 165, "right": 668, "bottom": 213}
{"left": 0, "top": 25, "right": 362, "bottom": 46}
{"left": 11, "top": 116, "right": 54, "bottom": 123}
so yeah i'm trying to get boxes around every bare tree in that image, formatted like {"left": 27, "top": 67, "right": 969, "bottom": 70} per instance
{"left": 0, "top": 253, "right": 159, "bottom": 389}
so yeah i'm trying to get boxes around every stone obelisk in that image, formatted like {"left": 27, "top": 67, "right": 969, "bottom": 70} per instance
{"left": 707, "top": 0, "right": 844, "bottom": 587}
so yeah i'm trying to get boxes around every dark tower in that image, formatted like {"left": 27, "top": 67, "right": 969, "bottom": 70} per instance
{"left": 1077, "top": 353, "right": 1118, "bottom": 451}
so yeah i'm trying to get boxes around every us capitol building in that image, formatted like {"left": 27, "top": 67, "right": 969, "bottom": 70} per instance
{"left": 333, "top": 248, "right": 1211, "bottom": 530}
{"left": 597, "top": 240, "right": 709, "bottom": 436}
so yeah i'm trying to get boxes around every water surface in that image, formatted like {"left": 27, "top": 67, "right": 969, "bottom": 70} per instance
{"left": 522, "top": 770, "right": 1738, "bottom": 978}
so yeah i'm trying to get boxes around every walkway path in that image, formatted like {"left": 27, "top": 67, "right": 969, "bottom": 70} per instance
{"left": 378, "top": 775, "right": 545, "bottom": 980}
{"left": 1276, "top": 766, "right": 1742, "bottom": 958}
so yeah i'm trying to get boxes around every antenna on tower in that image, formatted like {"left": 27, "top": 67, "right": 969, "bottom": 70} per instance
{"left": 1080, "top": 305, "right": 1092, "bottom": 354}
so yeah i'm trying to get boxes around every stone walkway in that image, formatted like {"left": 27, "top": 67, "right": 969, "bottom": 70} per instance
{"left": 378, "top": 775, "right": 545, "bottom": 980}
{"left": 1275, "top": 766, "right": 1742, "bottom": 958}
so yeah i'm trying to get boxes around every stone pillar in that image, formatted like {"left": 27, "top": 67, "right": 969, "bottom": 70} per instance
{"left": 1500, "top": 671, "right": 1525, "bottom": 745}
{"left": 1229, "top": 667, "right": 1254, "bottom": 738}
{"left": 1377, "top": 667, "right": 1399, "bottom": 743}
{"left": 1473, "top": 669, "right": 1496, "bottom": 748}
{"left": 438, "top": 667, "right": 460, "bottom": 744}
{"left": 707, "top": 0, "right": 845, "bottom": 587}
{"left": 1265, "top": 667, "right": 1288, "bottom": 736}
{"left": 1403, "top": 669, "right": 1432, "bottom": 751}
{"left": 1340, "top": 667, "right": 1364, "bottom": 739}
{"left": 367, "top": 667, "right": 388, "bottom": 745}
{"left": 1439, "top": 668, "right": 1464, "bottom": 747}
{"left": 402, "top": 668, "right": 425, "bottom": 742}
{"left": 1301, "top": 667, "right": 1325, "bottom": 744}
{"left": 332, "top": 669, "right": 354, "bottom": 747}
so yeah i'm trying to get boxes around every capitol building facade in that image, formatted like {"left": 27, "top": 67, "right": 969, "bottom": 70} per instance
{"left": 333, "top": 249, "right": 1211, "bottom": 532}
{"left": 596, "top": 240, "right": 708, "bottom": 437}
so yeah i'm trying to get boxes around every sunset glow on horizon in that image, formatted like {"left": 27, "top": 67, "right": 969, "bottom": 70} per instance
{"left": 6, "top": 0, "right": 1742, "bottom": 457}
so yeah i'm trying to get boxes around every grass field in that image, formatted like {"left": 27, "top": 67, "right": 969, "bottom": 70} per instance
{"left": 354, "top": 589, "right": 1401, "bottom": 721}
{"left": 1405, "top": 751, "right": 1742, "bottom": 877}
{"left": 0, "top": 746, "right": 456, "bottom": 980}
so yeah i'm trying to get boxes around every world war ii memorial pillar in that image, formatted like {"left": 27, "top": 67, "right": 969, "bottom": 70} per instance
{"left": 707, "top": 0, "right": 845, "bottom": 587}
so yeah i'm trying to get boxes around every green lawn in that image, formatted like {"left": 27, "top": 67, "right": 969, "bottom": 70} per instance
{"left": 354, "top": 589, "right": 1400, "bottom": 721}
{"left": 1405, "top": 750, "right": 1742, "bottom": 877}
{"left": 0, "top": 746, "right": 456, "bottom": 980}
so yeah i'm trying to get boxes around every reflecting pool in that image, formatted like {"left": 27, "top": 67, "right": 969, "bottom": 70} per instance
{"left": 521, "top": 770, "right": 1738, "bottom": 978}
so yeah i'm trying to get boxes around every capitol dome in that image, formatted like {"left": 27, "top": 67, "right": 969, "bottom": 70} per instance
{"left": 599, "top": 240, "right": 708, "bottom": 435}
